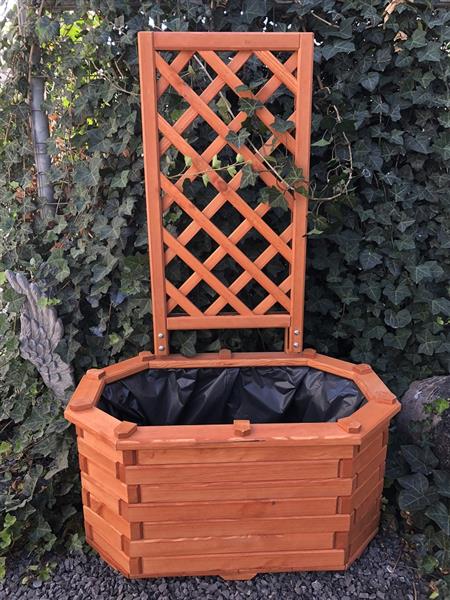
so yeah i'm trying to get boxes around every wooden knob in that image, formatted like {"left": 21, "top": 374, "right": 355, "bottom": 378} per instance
{"left": 338, "top": 418, "right": 361, "bottom": 434}
{"left": 233, "top": 419, "right": 251, "bottom": 436}
{"left": 114, "top": 421, "right": 137, "bottom": 439}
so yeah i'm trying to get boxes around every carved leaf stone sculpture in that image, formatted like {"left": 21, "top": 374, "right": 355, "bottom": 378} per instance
{"left": 6, "top": 271, "right": 74, "bottom": 402}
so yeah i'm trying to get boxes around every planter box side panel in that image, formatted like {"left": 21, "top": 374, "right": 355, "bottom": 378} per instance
{"left": 107, "top": 439, "right": 361, "bottom": 577}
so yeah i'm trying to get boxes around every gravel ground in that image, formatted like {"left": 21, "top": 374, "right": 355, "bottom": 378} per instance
{"left": 1, "top": 530, "right": 427, "bottom": 600}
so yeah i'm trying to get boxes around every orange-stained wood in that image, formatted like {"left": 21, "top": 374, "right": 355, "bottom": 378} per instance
{"left": 138, "top": 31, "right": 313, "bottom": 345}
{"left": 138, "top": 32, "right": 168, "bottom": 355}
{"left": 290, "top": 35, "right": 321, "bottom": 351}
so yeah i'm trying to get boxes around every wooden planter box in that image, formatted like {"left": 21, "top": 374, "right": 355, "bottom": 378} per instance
{"left": 65, "top": 32, "right": 400, "bottom": 579}
{"left": 65, "top": 351, "right": 399, "bottom": 579}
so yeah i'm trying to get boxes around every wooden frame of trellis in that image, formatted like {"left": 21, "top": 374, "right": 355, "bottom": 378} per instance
{"left": 138, "top": 32, "right": 314, "bottom": 357}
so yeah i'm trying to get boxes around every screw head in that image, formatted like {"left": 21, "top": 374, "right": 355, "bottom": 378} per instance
{"left": 158, "top": 345, "right": 165, "bottom": 351}
{"left": 293, "top": 342, "right": 299, "bottom": 348}
{"left": 294, "top": 329, "right": 299, "bottom": 335}
{"left": 158, "top": 333, "right": 164, "bottom": 339}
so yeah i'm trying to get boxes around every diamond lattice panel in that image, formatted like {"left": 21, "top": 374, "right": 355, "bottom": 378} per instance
{"left": 138, "top": 33, "right": 313, "bottom": 355}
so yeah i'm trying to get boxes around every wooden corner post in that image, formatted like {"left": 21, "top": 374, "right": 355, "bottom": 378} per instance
{"left": 288, "top": 33, "right": 314, "bottom": 353}
{"left": 138, "top": 32, "right": 169, "bottom": 356}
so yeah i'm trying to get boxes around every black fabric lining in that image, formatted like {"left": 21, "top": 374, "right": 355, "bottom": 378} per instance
{"left": 98, "top": 366, "right": 365, "bottom": 426}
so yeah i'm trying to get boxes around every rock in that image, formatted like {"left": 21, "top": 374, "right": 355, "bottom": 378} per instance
{"left": 397, "top": 376, "right": 450, "bottom": 468}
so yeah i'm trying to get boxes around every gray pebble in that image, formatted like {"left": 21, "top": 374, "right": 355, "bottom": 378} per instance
{"left": 2, "top": 531, "right": 426, "bottom": 600}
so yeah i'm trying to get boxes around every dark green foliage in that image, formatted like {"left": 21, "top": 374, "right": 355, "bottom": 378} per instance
{"left": 0, "top": 0, "right": 448, "bottom": 568}
{"left": 386, "top": 401, "right": 450, "bottom": 595}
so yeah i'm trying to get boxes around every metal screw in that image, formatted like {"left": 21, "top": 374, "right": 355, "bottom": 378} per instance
{"left": 158, "top": 345, "right": 165, "bottom": 351}
{"left": 158, "top": 333, "right": 164, "bottom": 339}
{"left": 294, "top": 329, "right": 299, "bottom": 335}
{"left": 293, "top": 342, "right": 299, "bottom": 348}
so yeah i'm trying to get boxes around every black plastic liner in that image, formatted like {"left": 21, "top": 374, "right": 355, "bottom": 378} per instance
{"left": 98, "top": 366, "right": 366, "bottom": 426}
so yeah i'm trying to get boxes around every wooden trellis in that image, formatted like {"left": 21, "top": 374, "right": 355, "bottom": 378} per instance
{"left": 138, "top": 32, "right": 314, "bottom": 356}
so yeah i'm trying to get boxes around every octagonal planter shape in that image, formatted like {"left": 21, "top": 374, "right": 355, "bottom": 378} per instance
{"left": 65, "top": 32, "right": 401, "bottom": 579}
{"left": 64, "top": 350, "right": 400, "bottom": 579}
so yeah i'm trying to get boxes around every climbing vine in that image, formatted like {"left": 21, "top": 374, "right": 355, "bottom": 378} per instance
{"left": 0, "top": 0, "right": 449, "bottom": 576}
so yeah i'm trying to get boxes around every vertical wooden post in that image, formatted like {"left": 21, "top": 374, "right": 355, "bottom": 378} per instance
{"left": 287, "top": 33, "right": 314, "bottom": 353}
{"left": 138, "top": 32, "right": 169, "bottom": 356}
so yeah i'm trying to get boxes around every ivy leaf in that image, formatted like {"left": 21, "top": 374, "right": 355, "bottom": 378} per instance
{"left": 359, "top": 249, "right": 383, "bottom": 270}
{"left": 383, "top": 281, "right": 411, "bottom": 305}
{"left": 238, "top": 97, "right": 264, "bottom": 116}
{"left": 235, "top": 84, "right": 250, "bottom": 93}
{"left": 216, "top": 96, "right": 232, "bottom": 123}
{"left": 36, "top": 16, "right": 60, "bottom": 43}
{"left": 401, "top": 445, "right": 439, "bottom": 475}
{"left": 360, "top": 72, "right": 380, "bottom": 92}
{"left": 425, "top": 502, "right": 450, "bottom": 536}
{"left": 431, "top": 298, "right": 450, "bottom": 317}
{"left": 404, "top": 28, "right": 428, "bottom": 49}
{"left": 417, "top": 43, "right": 443, "bottom": 63}
{"left": 226, "top": 129, "right": 250, "bottom": 148}
{"left": 407, "top": 261, "right": 444, "bottom": 284}
{"left": 398, "top": 473, "right": 430, "bottom": 512}
{"left": 184, "top": 155, "right": 192, "bottom": 168}
{"left": 180, "top": 331, "right": 197, "bottom": 357}
{"left": 260, "top": 187, "right": 288, "bottom": 211}
{"left": 322, "top": 40, "right": 355, "bottom": 60}
{"left": 239, "top": 163, "right": 258, "bottom": 188}
{"left": 434, "top": 471, "right": 450, "bottom": 498}
{"left": 312, "top": 137, "right": 331, "bottom": 147}
{"left": 384, "top": 308, "right": 412, "bottom": 329}
{"left": 202, "top": 173, "right": 210, "bottom": 187}
{"left": 417, "top": 330, "right": 442, "bottom": 356}
{"left": 111, "top": 169, "right": 129, "bottom": 189}
{"left": 271, "top": 116, "right": 294, "bottom": 133}
{"left": 433, "top": 132, "right": 450, "bottom": 161}
{"left": 284, "top": 165, "right": 304, "bottom": 189}
{"left": 244, "top": 0, "right": 267, "bottom": 22}
{"left": 212, "top": 155, "right": 221, "bottom": 169}
{"left": 434, "top": 531, "right": 450, "bottom": 570}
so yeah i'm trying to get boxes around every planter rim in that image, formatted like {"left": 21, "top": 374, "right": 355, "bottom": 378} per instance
{"left": 65, "top": 350, "right": 400, "bottom": 450}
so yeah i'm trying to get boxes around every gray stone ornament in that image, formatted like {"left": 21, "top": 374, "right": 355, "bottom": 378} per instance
{"left": 5, "top": 271, "right": 74, "bottom": 402}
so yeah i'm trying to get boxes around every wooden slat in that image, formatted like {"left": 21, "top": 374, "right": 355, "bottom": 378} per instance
{"left": 152, "top": 32, "right": 307, "bottom": 51}
{"left": 137, "top": 444, "right": 355, "bottom": 465}
{"left": 141, "top": 549, "right": 345, "bottom": 575}
{"left": 138, "top": 32, "right": 169, "bottom": 355}
{"left": 128, "top": 532, "right": 335, "bottom": 558}
{"left": 140, "top": 478, "right": 352, "bottom": 503}
{"left": 288, "top": 33, "right": 314, "bottom": 352}
{"left": 88, "top": 526, "right": 130, "bottom": 572}
{"left": 84, "top": 505, "right": 123, "bottom": 549}
{"left": 142, "top": 514, "right": 351, "bottom": 539}
{"left": 121, "top": 460, "right": 340, "bottom": 485}
{"left": 122, "top": 497, "right": 337, "bottom": 522}
{"left": 84, "top": 462, "right": 129, "bottom": 501}
{"left": 166, "top": 314, "right": 290, "bottom": 330}
{"left": 82, "top": 430, "right": 123, "bottom": 462}
{"left": 77, "top": 438, "right": 117, "bottom": 476}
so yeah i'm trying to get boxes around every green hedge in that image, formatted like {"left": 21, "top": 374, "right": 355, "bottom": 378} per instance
{"left": 0, "top": 0, "right": 449, "bottom": 570}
